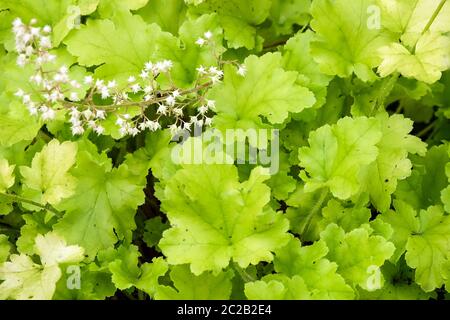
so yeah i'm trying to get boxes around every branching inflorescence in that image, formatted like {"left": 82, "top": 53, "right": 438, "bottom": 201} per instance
{"left": 12, "top": 18, "right": 245, "bottom": 138}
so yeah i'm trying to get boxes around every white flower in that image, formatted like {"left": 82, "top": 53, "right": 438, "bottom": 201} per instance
{"left": 70, "top": 80, "right": 81, "bottom": 88}
{"left": 94, "top": 125, "right": 105, "bottom": 135}
{"left": 237, "top": 65, "right": 247, "bottom": 76}
{"left": 107, "top": 80, "right": 117, "bottom": 88}
{"left": 95, "top": 109, "right": 106, "bottom": 120}
{"left": 130, "top": 84, "right": 141, "bottom": 93}
{"left": 140, "top": 70, "right": 149, "bottom": 79}
{"left": 30, "top": 18, "right": 38, "bottom": 25}
{"left": 166, "top": 95, "right": 176, "bottom": 106}
{"left": 72, "top": 125, "right": 85, "bottom": 135}
{"left": 82, "top": 109, "right": 93, "bottom": 120}
{"left": 17, "top": 55, "right": 27, "bottom": 67}
{"left": 69, "top": 107, "right": 80, "bottom": 118}
{"left": 101, "top": 86, "right": 110, "bottom": 99}
{"left": 22, "top": 95, "right": 31, "bottom": 104}
{"left": 204, "top": 117, "right": 212, "bottom": 126}
{"left": 70, "top": 92, "right": 80, "bottom": 101}
{"left": 13, "top": 18, "right": 23, "bottom": 28}
{"left": 148, "top": 121, "right": 161, "bottom": 131}
{"left": 128, "top": 127, "right": 140, "bottom": 136}
{"left": 95, "top": 79, "right": 105, "bottom": 89}
{"left": 196, "top": 66, "right": 207, "bottom": 75}
{"left": 206, "top": 99, "right": 216, "bottom": 109}
{"left": 144, "top": 94, "right": 154, "bottom": 102}
{"left": 41, "top": 106, "right": 56, "bottom": 121}
{"left": 204, "top": 31, "right": 213, "bottom": 39}
{"left": 144, "top": 85, "right": 153, "bottom": 94}
{"left": 84, "top": 75, "right": 94, "bottom": 85}
{"left": 198, "top": 105, "right": 208, "bottom": 114}
{"left": 173, "top": 108, "right": 183, "bottom": 117}
{"left": 157, "top": 104, "right": 168, "bottom": 115}
{"left": 196, "top": 37, "right": 206, "bottom": 47}
{"left": 172, "top": 89, "right": 181, "bottom": 98}
{"left": 39, "top": 36, "right": 51, "bottom": 49}
{"left": 15, "top": 89, "right": 24, "bottom": 97}
{"left": 128, "top": 76, "right": 136, "bottom": 83}
{"left": 144, "top": 61, "right": 153, "bottom": 71}
{"left": 43, "top": 25, "right": 52, "bottom": 33}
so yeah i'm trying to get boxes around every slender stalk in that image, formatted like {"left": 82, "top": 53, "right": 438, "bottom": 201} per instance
{"left": 233, "top": 263, "right": 256, "bottom": 283}
{"left": 0, "top": 192, "right": 61, "bottom": 216}
{"left": 421, "top": 0, "right": 447, "bottom": 36}
{"left": 417, "top": 122, "right": 436, "bottom": 138}
{"left": 300, "top": 189, "right": 328, "bottom": 238}
{"left": 413, "top": 0, "right": 447, "bottom": 53}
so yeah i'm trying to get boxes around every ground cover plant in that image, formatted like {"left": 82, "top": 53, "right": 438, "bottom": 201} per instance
{"left": 0, "top": 0, "right": 449, "bottom": 300}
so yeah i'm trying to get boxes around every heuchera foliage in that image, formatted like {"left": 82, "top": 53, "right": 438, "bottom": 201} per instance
{"left": 0, "top": 0, "right": 449, "bottom": 300}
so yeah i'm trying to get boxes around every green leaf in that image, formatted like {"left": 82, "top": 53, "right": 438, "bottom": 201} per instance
{"left": 282, "top": 30, "right": 333, "bottom": 109}
{"left": 404, "top": 205, "right": 450, "bottom": 292}
{"left": 299, "top": 117, "right": 382, "bottom": 199}
{"left": 245, "top": 274, "right": 312, "bottom": 300}
{"left": 310, "top": 0, "right": 391, "bottom": 81}
{"left": 396, "top": 144, "right": 450, "bottom": 210}
{"left": 136, "top": 0, "right": 187, "bottom": 35}
{"left": 273, "top": 239, "right": 355, "bottom": 299}
{"left": 53, "top": 145, "right": 149, "bottom": 257}
{"left": 143, "top": 217, "right": 170, "bottom": 249}
{"left": 108, "top": 245, "right": 168, "bottom": 296}
{"left": 0, "top": 232, "right": 84, "bottom": 300}
{"left": 376, "top": 0, "right": 450, "bottom": 47}
{"left": 155, "top": 265, "right": 233, "bottom": 299}
{"left": 441, "top": 145, "right": 450, "bottom": 213}
{"left": 0, "top": 158, "right": 15, "bottom": 193}
{"left": 158, "top": 166, "right": 290, "bottom": 275}
{"left": 363, "top": 113, "right": 427, "bottom": 212}
{"left": 20, "top": 140, "right": 77, "bottom": 207}
{"left": 65, "top": 10, "right": 160, "bottom": 82}
{"left": 0, "top": 101, "right": 41, "bottom": 147}
{"left": 0, "top": 235, "right": 11, "bottom": 263}
{"left": 269, "top": 0, "right": 311, "bottom": 35}
{"left": 209, "top": 53, "right": 315, "bottom": 131}
{"left": 0, "top": 0, "right": 73, "bottom": 26}
{"left": 188, "top": 0, "right": 272, "bottom": 49}
{"left": 378, "top": 32, "right": 450, "bottom": 84}
{"left": 320, "top": 224, "right": 395, "bottom": 290}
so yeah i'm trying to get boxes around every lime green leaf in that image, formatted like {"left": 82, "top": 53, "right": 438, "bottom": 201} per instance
{"left": 65, "top": 10, "right": 159, "bottom": 82}
{"left": 376, "top": 0, "right": 450, "bottom": 47}
{"left": 0, "top": 235, "right": 11, "bottom": 263}
{"left": 299, "top": 117, "right": 382, "bottom": 199}
{"left": 282, "top": 30, "right": 333, "bottom": 109}
{"left": 319, "top": 199, "right": 371, "bottom": 233}
{"left": 320, "top": 224, "right": 395, "bottom": 290}
{"left": 310, "top": 0, "right": 391, "bottom": 81}
{"left": 209, "top": 53, "right": 315, "bottom": 131}
{"left": 16, "top": 212, "right": 54, "bottom": 255}
{"left": 189, "top": 0, "right": 272, "bottom": 49}
{"left": 158, "top": 166, "right": 290, "bottom": 275}
{"left": 363, "top": 113, "right": 427, "bottom": 212}
{"left": 155, "top": 265, "right": 233, "bottom": 299}
{"left": 378, "top": 32, "right": 450, "bottom": 84}
{"left": 0, "top": 101, "right": 41, "bottom": 147}
{"left": 54, "top": 145, "right": 149, "bottom": 257}
{"left": 245, "top": 274, "right": 312, "bottom": 300}
{"left": 0, "top": 232, "right": 84, "bottom": 300}
{"left": 273, "top": 239, "right": 355, "bottom": 299}
{"left": 108, "top": 245, "right": 168, "bottom": 296}
{"left": 143, "top": 217, "right": 169, "bottom": 249}
{"left": 396, "top": 145, "right": 450, "bottom": 210}
{"left": 442, "top": 146, "right": 450, "bottom": 212}
{"left": 0, "top": 0, "right": 72, "bottom": 26}
{"left": 269, "top": 0, "right": 311, "bottom": 35}
{"left": 0, "top": 158, "right": 15, "bottom": 193}
{"left": 376, "top": 200, "right": 420, "bottom": 262}
{"left": 136, "top": 0, "right": 187, "bottom": 35}
{"left": 359, "top": 261, "right": 436, "bottom": 300}
{"left": 405, "top": 205, "right": 450, "bottom": 292}
{"left": 20, "top": 140, "right": 77, "bottom": 207}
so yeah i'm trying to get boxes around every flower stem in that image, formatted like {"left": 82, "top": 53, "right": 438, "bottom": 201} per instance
{"left": 421, "top": 0, "right": 447, "bottom": 36}
{"left": 0, "top": 192, "right": 61, "bottom": 216}
{"left": 300, "top": 188, "right": 328, "bottom": 238}
{"left": 233, "top": 263, "right": 256, "bottom": 283}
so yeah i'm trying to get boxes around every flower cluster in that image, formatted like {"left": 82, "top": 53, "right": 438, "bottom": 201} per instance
{"left": 11, "top": 19, "right": 245, "bottom": 138}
